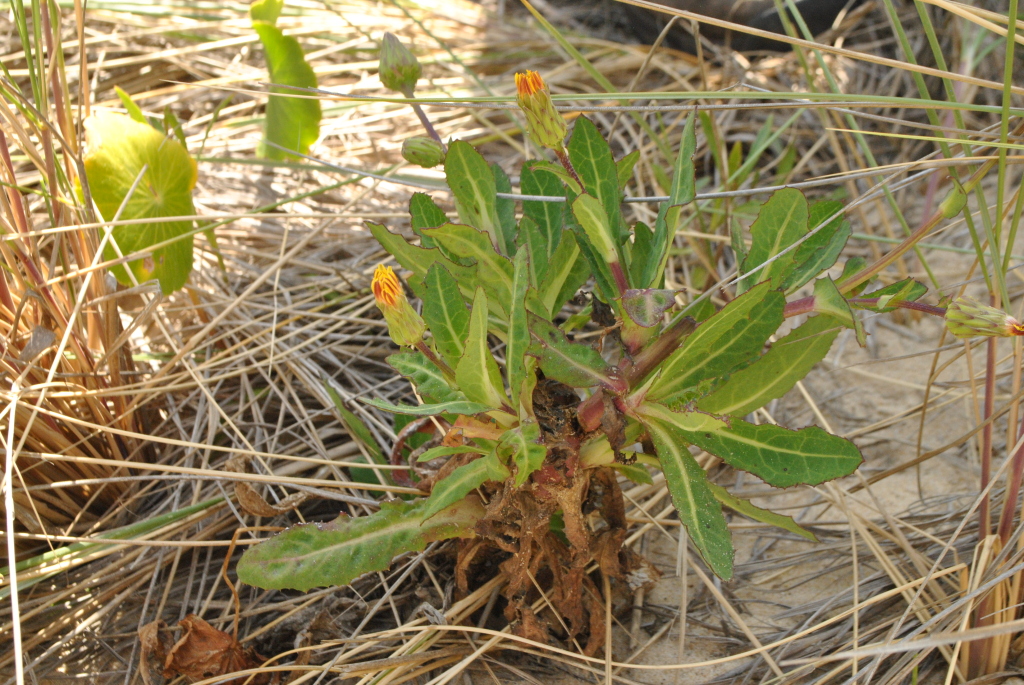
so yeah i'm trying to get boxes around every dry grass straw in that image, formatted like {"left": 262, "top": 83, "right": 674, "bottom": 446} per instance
{"left": 2, "top": 0, "right": 1024, "bottom": 683}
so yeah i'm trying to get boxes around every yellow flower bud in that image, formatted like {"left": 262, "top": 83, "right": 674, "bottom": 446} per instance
{"left": 944, "top": 297, "right": 1024, "bottom": 338}
{"left": 515, "top": 70, "right": 567, "bottom": 151}
{"left": 372, "top": 264, "right": 426, "bottom": 346}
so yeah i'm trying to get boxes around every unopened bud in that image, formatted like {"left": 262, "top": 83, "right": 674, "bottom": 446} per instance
{"left": 379, "top": 33, "right": 421, "bottom": 96}
{"left": 372, "top": 264, "right": 426, "bottom": 346}
{"left": 939, "top": 179, "right": 967, "bottom": 219}
{"left": 515, "top": 70, "right": 567, "bottom": 151}
{"left": 402, "top": 136, "right": 445, "bottom": 168}
{"left": 945, "top": 297, "right": 1024, "bottom": 338}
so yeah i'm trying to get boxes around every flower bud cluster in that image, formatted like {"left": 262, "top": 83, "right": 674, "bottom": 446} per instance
{"left": 944, "top": 297, "right": 1024, "bottom": 338}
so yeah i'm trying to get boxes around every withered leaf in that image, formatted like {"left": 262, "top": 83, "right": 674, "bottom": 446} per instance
{"left": 162, "top": 614, "right": 268, "bottom": 685}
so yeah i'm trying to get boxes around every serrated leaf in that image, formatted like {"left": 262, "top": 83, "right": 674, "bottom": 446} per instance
{"left": 616, "top": 149, "right": 640, "bottom": 191}
{"left": 388, "top": 351, "right": 462, "bottom": 404}
{"left": 621, "top": 289, "right": 675, "bottom": 328}
{"left": 422, "top": 223, "right": 513, "bottom": 313}
{"left": 648, "top": 283, "right": 784, "bottom": 403}
{"left": 508, "top": 250, "right": 531, "bottom": 408}
{"left": 521, "top": 163, "right": 565, "bottom": 254}
{"left": 361, "top": 397, "right": 492, "bottom": 416}
{"left": 456, "top": 288, "right": 509, "bottom": 410}
{"left": 567, "top": 116, "right": 625, "bottom": 243}
{"left": 741, "top": 188, "right": 808, "bottom": 289}
{"left": 409, "top": 192, "right": 449, "bottom": 248}
{"left": 684, "top": 418, "right": 862, "bottom": 488}
{"left": 499, "top": 421, "right": 546, "bottom": 487}
{"left": 84, "top": 110, "right": 195, "bottom": 294}
{"left": 422, "top": 451, "right": 509, "bottom": 520}
{"left": 708, "top": 484, "right": 816, "bottom": 541}
{"left": 237, "top": 497, "right": 484, "bottom": 591}
{"left": 417, "top": 444, "right": 488, "bottom": 462}
{"left": 784, "top": 200, "right": 851, "bottom": 292}
{"left": 527, "top": 314, "right": 623, "bottom": 390}
{"left": 492, "top": 162, "right": 517, "bottom": 256}
{"left": 415, "top": 265, "right": 469, "bottom": 368}
{"left": 698, "top": 315, "right": 841, "bottom": 417}
{"left": 642, "top": 414, "right": 733, "bottom": 579}
{"left": 445, "top": 141, "right": 502, "bottom": 252}
{"left": 252, "top": 18, "right": 321, "bottom": 159}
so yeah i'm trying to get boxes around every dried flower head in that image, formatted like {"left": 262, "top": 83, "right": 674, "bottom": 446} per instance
{"left": 372, "top": 265, "right": 426, "bottom": 346}
{"left": 515, "top": 70, "right": 567, "bottom": 151}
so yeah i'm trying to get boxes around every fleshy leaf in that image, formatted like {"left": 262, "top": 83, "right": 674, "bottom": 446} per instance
{"left": 367, "top": 222, "right": 474, "bottom": 285}
{"left": 409, "top": 192, "right": 449, "bottom": 248}
{"left": 507, "top": 250, "right": 531, "bottom": 407}
{"left": 492, "top": 162, "right": 517, "bottom": 256}
{"left": 643, "top": 112, "right": 696, "bottom": 289}
{"left": 642, "top": 413, "right": 733, "bottom": 579}
{"left": 84, "top": 110, "right": 196, "bottom": 294}
{"left": 456, "top": 288, "right": 509, "bottom": 410}
{"left": 783, "top": 200, "right": 851, "bottom": 292}
{"left": 539, "top": 232, "right": 588, "bottom": 318}
{"left": 648, "top": 283, "right": 784, "bottom": 403}
{"left": 521, "top": 162, "right": 565, "bottom": 254}
{"left": 616, "top": 150, "right": 640, "bottom": 191}
{"left": 422, "top": 223, "right": 513, "bottom": 313}
{"left": 237, "top": 498, "right": 484, "bottom": 591}
{"left": 567, "top": 116, "right": 625, "bottom": 243}
{"left": 416, "top": 445, "right": 487, "bottom": 463}
{"left": 698, "top": 315, "right": 841, "bottom": 417}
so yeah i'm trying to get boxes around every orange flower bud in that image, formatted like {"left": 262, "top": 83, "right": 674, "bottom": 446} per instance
{"left": 945, "top": 297, "right": 1024, "bottom": 338}
{"left": 372, "top": 265, "right": 426, "bottom": 346}
{"left": 515, "top": 70, "right": 567, "bottom": 151}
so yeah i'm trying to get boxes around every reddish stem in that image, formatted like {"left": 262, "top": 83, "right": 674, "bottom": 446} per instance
{"left": 554, "top": 147, "right": 584, "bottom": 189}
{"left": 980, "top": 322, "right": 997, "bottom": 540}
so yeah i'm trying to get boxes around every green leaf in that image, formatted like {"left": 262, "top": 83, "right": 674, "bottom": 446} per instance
{"left": 415, "top": 265, "right": 469, "bottom": 368}
{"left": 361, "top": 397, "right": 492, "bottom": 416}
{"left": 521, "top": 163, "right": 565, "bottom": 254}
{"left": 698, "top": 315, "right": 841, "bottom": 417}
{"left": 621, "top": 289, "right": 675, "bottom": 328}
{"left": 569, "top": 194, "right": 621, "bottom": 299}
{"left": 616, "top": 149, "right": 640, "bottom": 191}
{"left": 367, "top": 222, "right": 474, "bottom": 285}
{"left": 540, "top": 232, "right": 588, "bottom": 318}
{"left": 858, "top": 278, "right": 927, "bottom": 313}
{"left": 644, "top": 112, "right": 697, "bottom": 289}
{"left": 445, "top": 141, "right": 502, "bottom": 252}
{"left": 517, "top": 216, "right": 549, "bottom": 288}
{"left": 741, "top": 188, "right": 808, "bottom": 289}
{"left": 409, "top": 192, "right": 449, "bottom": 248}
{"left": 323, "top": 380, "right": 389, "bottom": 485}
{"left": 114, "top": 86, "right": 147, "bottom": 124}
{"left": 84, "top": 110, "right": 195, "bottom": 294}
{"left": 811, "top": 277, "right": 866, "bottom": 346}
{"left": 456, "top": 288, "right": 509, "bottom": 410}
{"left": 249, "top": 0, "right": 283, "bottom": 23}
{"left": 237, "top": 497, "right": 484, "bottom": 591}
{"left": 498, "top": 421, "right": 546, "bottom": 487}
{"left": 417, "top": 445, "right": 487, "bottom": 462}
{"left": 388, "top": 351, "right": 461, "bottom": 404}
{"left": 492, "top": 162, "right": 517, "bottom": 257}
{"left": 649, "top": 283, "right": 784, "bottom": 403}
{"left": 836, "top": 256, "right": 868, "bottom": 295}
{"left": 642, "top": 414, "right": 733, "bottom": 579}
{"left": 567, "top": 117, "right": 624, "bottom": 242}
{"left": 527, "top": 315, "right": 623, "bottom": 390}
{"left": 684, "top": 418, "right": 862, "bottom": 488}
{"left": 783, "top": 200, "right": 851, "bottom": 292}
{"left": 422, "top": 223, "right": 513, "bottom": 313}
{"left": 608, "top": 462, "right": 653, "bottom": 485}
{"left": 508, "top": 250, "right": 531, "bottom": 408}
{"left": 422, "top": 451, "right": 509, "bottom": 520}
{"left": 252, "top": 17, "right": 321, "bottom": 159}
{"left": 708, "top": 484, "right": 816, "bottom": 541}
